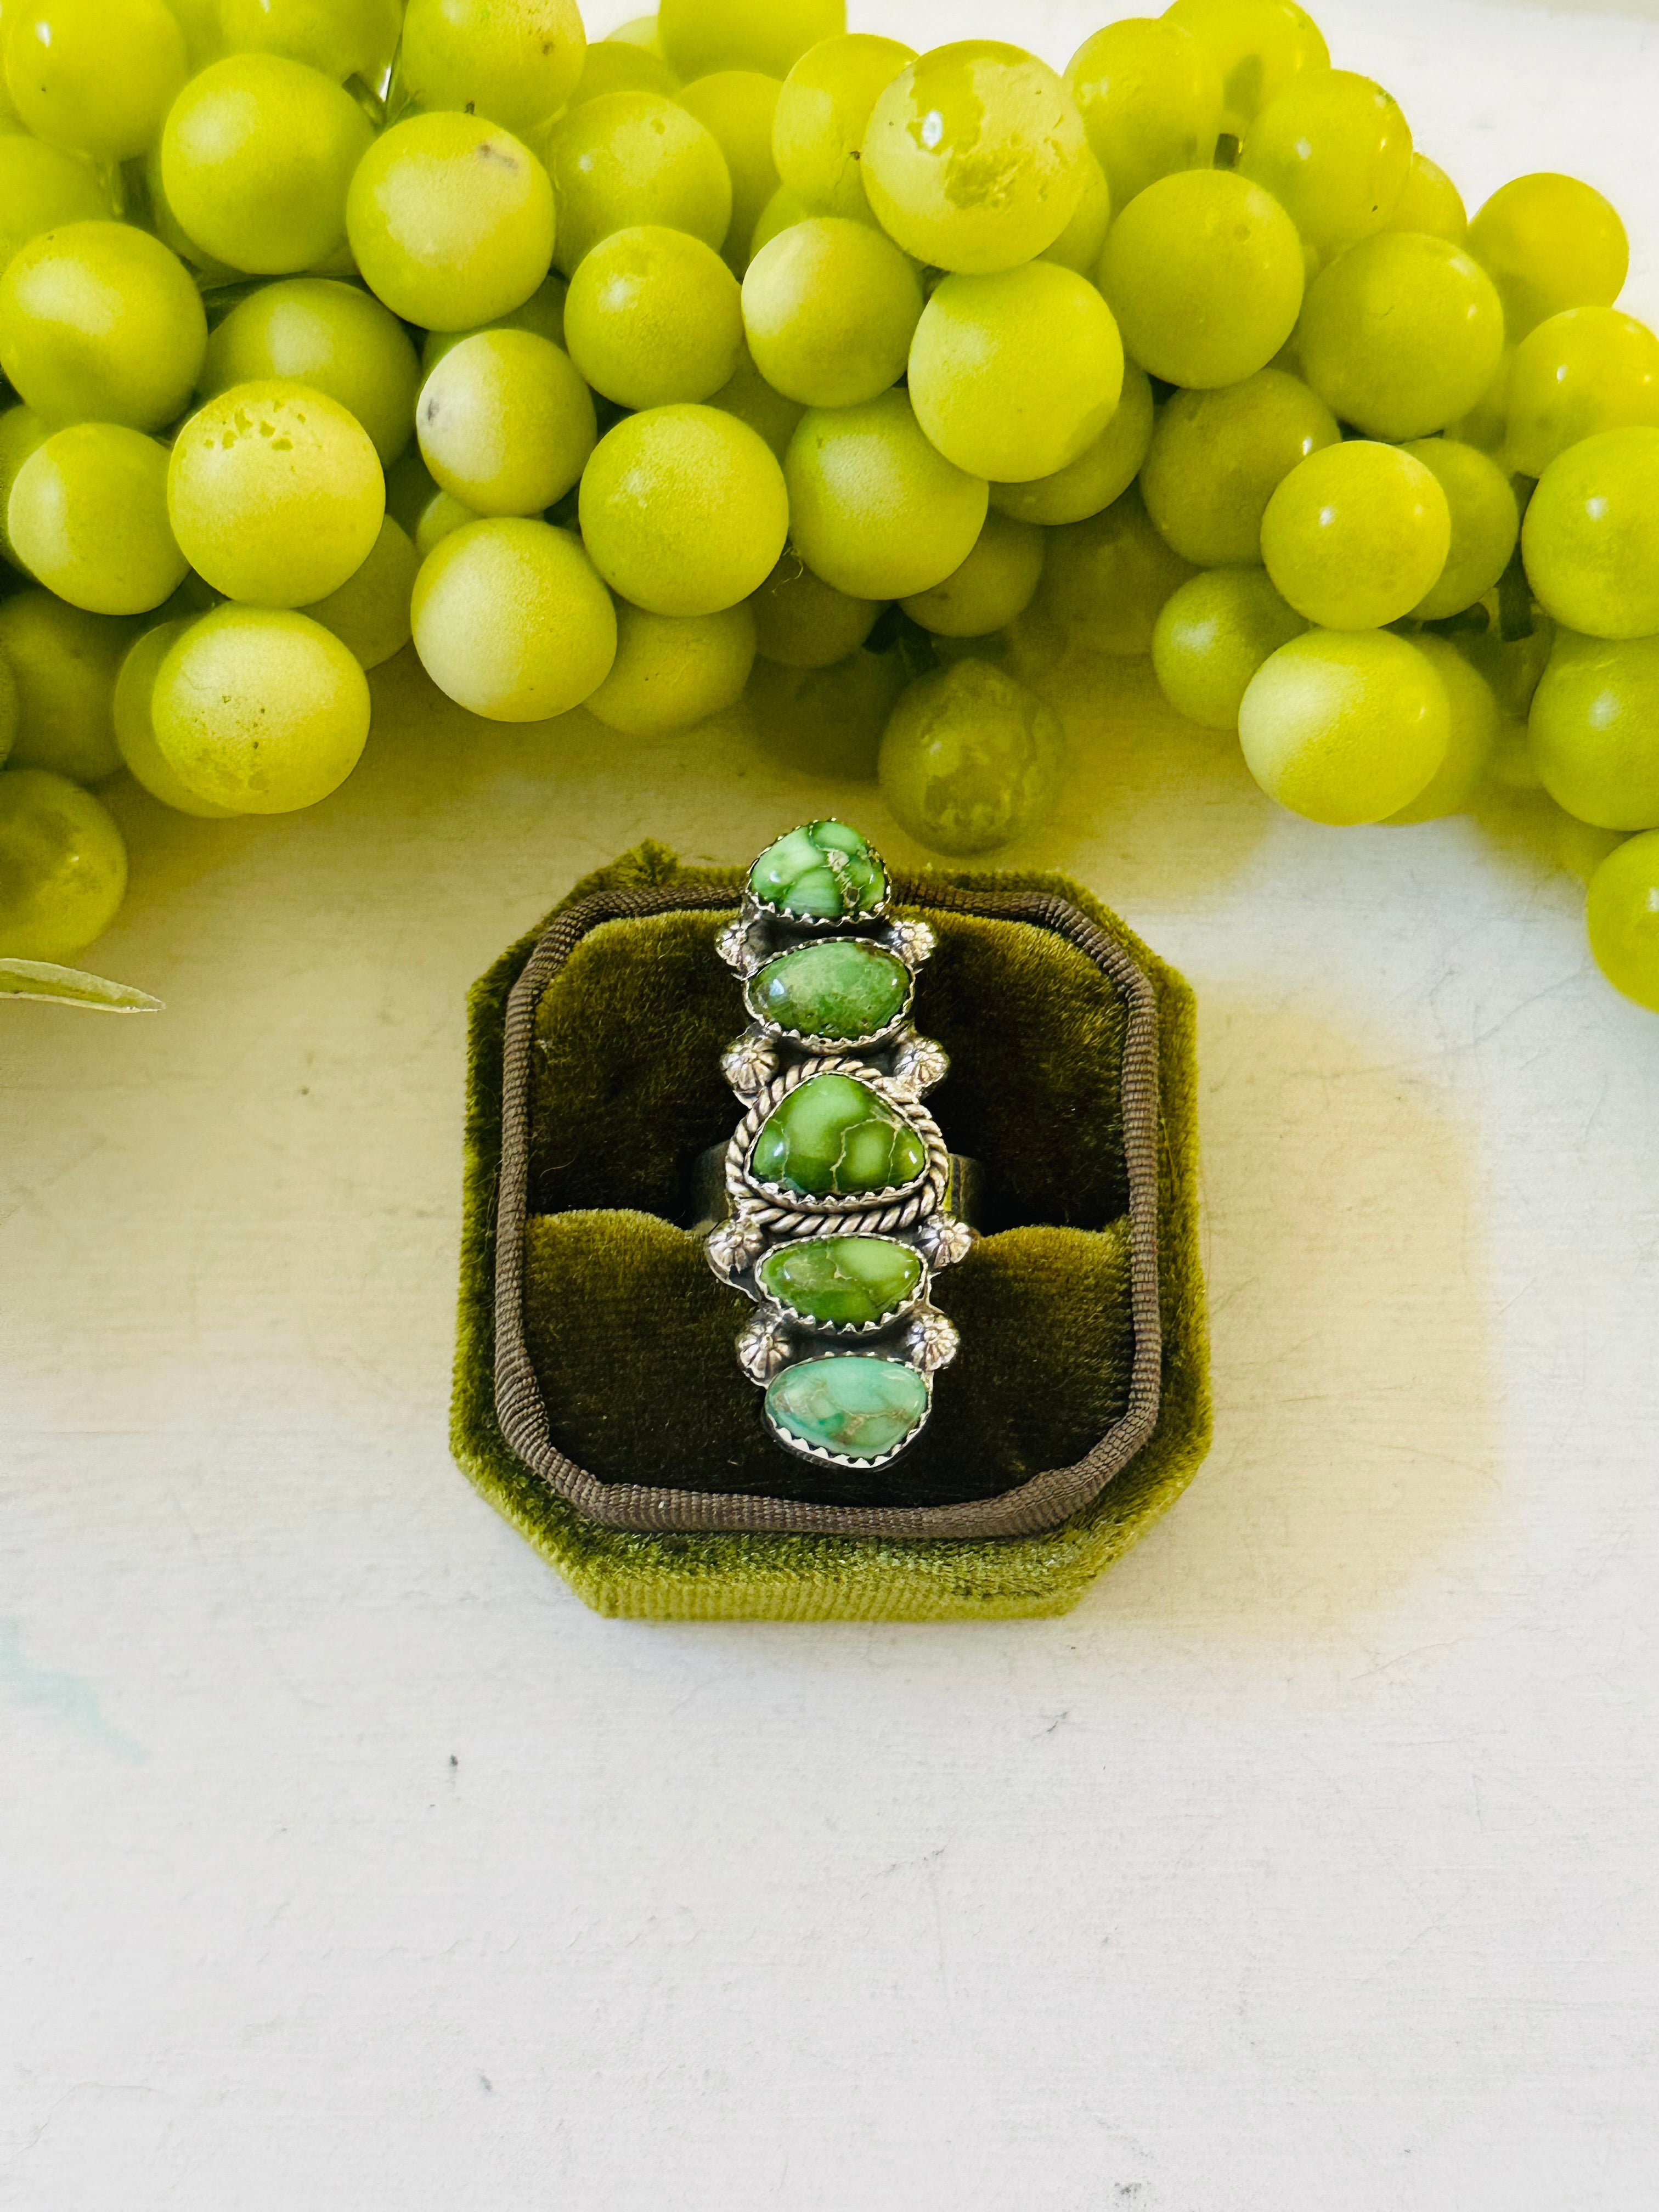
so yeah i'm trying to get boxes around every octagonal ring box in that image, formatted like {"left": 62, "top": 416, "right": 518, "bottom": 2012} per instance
{"left": 452, "top": 842, "right": 1211, "bottom": 1622}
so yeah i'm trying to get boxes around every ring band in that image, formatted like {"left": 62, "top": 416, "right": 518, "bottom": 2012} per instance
{"left": 704, "top": 820, "right": 977, "bottom": 1472}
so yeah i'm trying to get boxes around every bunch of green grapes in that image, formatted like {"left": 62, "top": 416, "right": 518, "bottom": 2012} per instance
{"left": 3, "top": 0, "right": 1659, "bottom": 1039}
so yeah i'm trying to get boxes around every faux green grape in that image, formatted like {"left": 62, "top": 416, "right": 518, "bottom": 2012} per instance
{"left": 746, "top": 647, "right": 905, "bottom": 778}
{"left": 1382, "top": 153, "right": 1467, "bottom": 243}
{"left": 398, "top": 0, "right": 586, "bottom": 139}
{"left": 1451, "top": 346, "right": 1514, "bottom": 456}
{"left": 4, "top": 0, "right": 186, "bottom": 162}
{"left": 900, "top": 512, "right": 1045, "bottom": 639}
{"left": 9, "top": 424, "right": 185, "bottom": 617}
{"left": 1152, "top": 566, "right": 1307, "bottom": 729}
{"left": 708, "top": 345, "right": 806, "bottom": 462}
{"left": 748, "top": 185, "right": 811, "bottom": 263}
{"left": 347, "top": 111, "right": 556, "bottom": 332}
{"left": 1097, "top": 168, "right": 1304, "bottom": 389}
{"left": 772, "top": 33, "right": 915, "bottom": 223}
{"left": 783, "top": 389, "right": 988, "bottom": 601}
{"left": 159, "top": 54, "right": 371, "bottom": 277}
{"left": 217, "top": 0, "right": 399, "bottom": 82}
{"left": 1384, "top": 635, "right": 1500, "bottom": 823}
{"left": 1035, "top": 484, "right": 1197, "bottom": 656}
{"left": 676, "top": 70, "right": 781, "bottom": 272}
{"left": 749, "top": 555, "right": 883, "bottom": 668}
{"left": 1239, "top": 69, "right": 1412, "bottom": 266}
{"left": 153, "top": 605, "right": 371, "bottom": 812}
{"left": 656, "top": 0, "right": 843, "bottom": 84}
{"left": 0, "top": 766, "right": 128, "bottom": 959}
{"left": 742, "top": 218, "right": 923, "bottom": 410}
{"left": 567, "top": 226, "right": 743, "bottom": 410}
{"left": 1522, "top": 427, "right": 1659, "bottom": 640}
{"left": 1064, "top": 18, "right": 1220, "bottom": 211}
{"left": 989, "top": 362, "right": 1154, "bottom": 527}
{"left": 0, "top": 591, "right": 132, "bottom": 782}
{"left": 414, "top": 490, "right": 480, "bottom": 561}
{"left": 1401, "top": 439, "right": 1518, "bottom": 620}
{"left": 584, "top": 600, "right": 757, "bottom": 736}
{"left": 421, "top": 273, "right": 568, "bottom": 377}
{"left": 862, "top": 42, "right": 1090, "bottom": 275}
{"left": 1261, "top": 441, "right": 1451, "bottom": 630}
{"left": 1529, "top": 630, "right": 1659, "bottom": 829}
{"left": 877, "top": 658, "right": 1066, "bottom": 856}
{"left": 166, "top": 0, "right": 222, "bottom": 72}
{"left": 1140, "top": 368, "right": 1339, "bottom": 568}
{"left": 907, "top": 263, "right": 1123, "bottom": 484}
{"left": 299, "top": 518, "right": 420, "bottom": 672}
{"left": 202, "top": 279, "right": 421, "bottom": 470}
{"left": 1466, "top": 172, "right": 1628, "bottom": 340}
{"left": 0, "top": 407, "right": 48, "bottom": 572}
{"left": 581, "top": 404, "right": 789, "bottom": 617}
{"left": 546, "top": 92, "right": 730, "bottom": 278}
{"left": 0, "top": 137, "right": 109, "bottom": 271}
{"left": 1297, "top": 231, "right": 1506, "bottom": 442}
{"left": 562, "top": 37, "right": 677, "bottom": 109}
{"left": 112, "top": 620, "right": 238, "bottom": 816}
{"left": 1162, "top": 0, "right": 1329, "bottom": 139}
{"left": 417, "top": 330, "right": 596, "bottom": 517}
{"left": 0, "top": 222, "right": 206, "bottom": 432}
{"left": 1504, "top": 307, "right": 1659, "bottom": 479}
{"left": 1041, "top": 153, "right": 1112, "bottom": 277}
{"left": 1587, "top": 831, "right": 1659, "bottom": 1012}
{"left": 412, "top": 518, "right": 617, "bottom": 721}
{"left": 1239, "top": 628, "right": 1451, "bottom": 825}
{"left": 168, "top": 380, "right": 385, "bottom": 608}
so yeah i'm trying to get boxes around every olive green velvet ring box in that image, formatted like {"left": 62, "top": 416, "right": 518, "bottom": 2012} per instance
{"left": 451, "top": 842, "right": 1211, "bottom": 1622}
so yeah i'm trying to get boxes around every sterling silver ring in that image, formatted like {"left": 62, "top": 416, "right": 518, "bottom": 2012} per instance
{"left": 702, "top": 820, "right": 977, "bottom": 1472}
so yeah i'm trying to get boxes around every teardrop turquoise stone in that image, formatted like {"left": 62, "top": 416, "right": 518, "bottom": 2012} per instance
{"left": 757, "top": 1236, "right": 923, "bottom": 1328}
{"left": 747, "top": 819, "right": 888, "bottom": 921}
{"left": 750, "top": 1072, "right": 928, "bottom": 1198}
{"left": 749, "top": 938, "right": 911, "bottom": 1041}
{"left": 766, "top": 1357, "right": 929, "bottom": 1460}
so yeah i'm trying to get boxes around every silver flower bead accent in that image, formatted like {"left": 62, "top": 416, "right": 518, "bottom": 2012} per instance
{"left": 884, "top": 916, "right": 938, "bottom": 969}
{"left": 916, "top": 1212, "right": 976, "bottom": 1269}
{"left": 904, "top": 1306, "right": 961, "bottom": 1374}
{"left": 889, "top": 1030, "right": 950, "bottom": 1099}
{"left": 721, "top": 1030, "right": 778, "bottom": 1096}
{"left": 706, "top": 1209, "right": 769, "bottom": 1280}
{"left": 737, "top": 1313, "right": 793, "bottom": 1383}
{"left": 716, "top": 917, "right": 763, "bottom": 975}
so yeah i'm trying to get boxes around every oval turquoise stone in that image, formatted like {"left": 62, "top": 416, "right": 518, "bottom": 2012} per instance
{"left": 758, "top": 1236, "right": 924, "bottom": 1328}
{"left": 748, "top": 819, "right": 888, "bottom": 921}
{"left": 749, "top": 938, "right": 911, "bottom": 1041}
{"left": 751, "top": 1072, "right": 928, "bottom": 1198}
{"left": 766, "top": 1356, "right": 930, "bottom": 1460}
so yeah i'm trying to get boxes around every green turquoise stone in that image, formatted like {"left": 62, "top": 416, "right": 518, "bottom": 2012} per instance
{"left": 749, "top": 938, "right": 910, "bottom": 1040}
{"left": 747, "top": 819, "right": 888, "bottom": 921}
{"left": 750, "top": 1072, "right": 927, "bottom": 1198}
{"left": 766, "top": 1356, "right": 930, "bottom": 1460}
{"left": 757, "top": 1236, "right": 924, "bottom": 1328}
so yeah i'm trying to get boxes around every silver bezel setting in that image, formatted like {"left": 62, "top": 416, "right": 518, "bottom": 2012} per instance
{"left": 732, "top": 1055, "right": 949, "bottom": 1228}
{"left": 751, "top": 1233, "right": 933, "bottom": 1340}
{"left": 761, "top": 1352, "right": 936, "bottom": 1474}
{"left": 741, "top": 941, "right": 918, "bottom": 1057}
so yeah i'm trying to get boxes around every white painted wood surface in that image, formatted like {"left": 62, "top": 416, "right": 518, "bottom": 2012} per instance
{"left": 4, "top": 4, "right": 1658, "bottom": 2204}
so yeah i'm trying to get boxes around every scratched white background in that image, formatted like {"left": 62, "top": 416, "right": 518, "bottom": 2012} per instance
{"left": 5, "top": 3, "right": 1659, "bottom": 2205}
